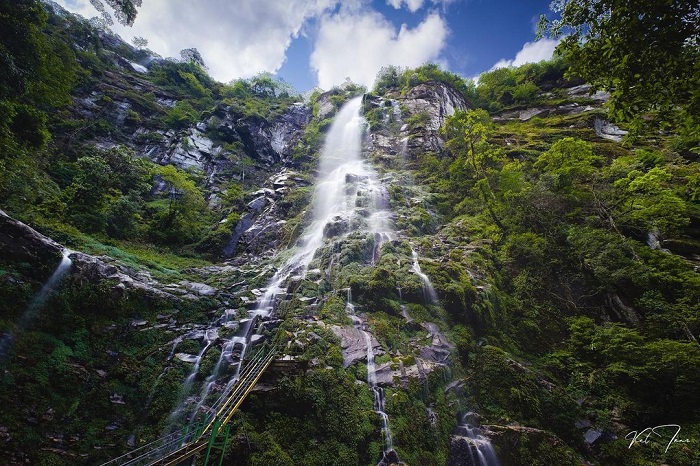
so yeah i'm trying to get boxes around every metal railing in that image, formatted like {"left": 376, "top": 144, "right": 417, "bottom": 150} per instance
{"left": 101, "top": 344, "right": 279, "bottom": 466}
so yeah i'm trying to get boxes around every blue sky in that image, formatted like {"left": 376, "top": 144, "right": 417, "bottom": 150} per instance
{"left": 56, "top": 0, "right": 559, "bottom": 92}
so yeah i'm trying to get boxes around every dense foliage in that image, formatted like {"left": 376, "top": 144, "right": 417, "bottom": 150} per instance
{"left": 2, "top": 0, "right": 700, "bottom": 465}
{"left": 539, "top": 0, "right": 700, "bottom": 153}
{"left": 394, "top": 77, "right": 700, "bottom": 463}
{"left": 374, "top": 63, "right": 476, "bottom": 99}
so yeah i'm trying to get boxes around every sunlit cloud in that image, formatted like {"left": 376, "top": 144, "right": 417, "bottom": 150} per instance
{"left": 54, "top": 0, "right": 339, "bottom": 82}
{"left": 490, "top": 38, "right": 560, "bottom": 70}
{"left": 311, "top": 9, "right": 448, "bottom": 89}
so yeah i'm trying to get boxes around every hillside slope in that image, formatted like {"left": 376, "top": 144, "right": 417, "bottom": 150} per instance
{"left": 0, "top": 2, "right": 699, "bottom": 466}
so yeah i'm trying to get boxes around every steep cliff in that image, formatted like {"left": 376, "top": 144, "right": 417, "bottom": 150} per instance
{"left": 1, "top": 3, "right": 699, "bottom": 466}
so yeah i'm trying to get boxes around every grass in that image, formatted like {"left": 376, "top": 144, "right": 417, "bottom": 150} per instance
{"left": 31, "top": 219, "right": 211, "bottom": 281}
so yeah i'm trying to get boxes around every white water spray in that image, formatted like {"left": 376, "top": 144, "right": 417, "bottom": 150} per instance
{"left": 0, "top": 249, "right": 72, "bottom": 358}
{"left": 411, "top": 248, "right": 438, "bottom": 305}
{"left": 455, "top": 413, "right": 500, "bottom": 466}
{"left": 364, "top": 331, "right": 398, "bottom": 464}
{"left": 184, "top": 97, "right": 396, "bottom": 421}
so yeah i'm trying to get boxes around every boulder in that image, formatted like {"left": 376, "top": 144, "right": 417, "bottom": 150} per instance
{"left": 594, "top": 117, "right": 628, "bottom": 142}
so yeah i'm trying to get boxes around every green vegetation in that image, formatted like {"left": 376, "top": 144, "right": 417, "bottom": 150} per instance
{"left": 373, "top": 63, "right": 476, "bottom": 99}
{"left": 395, "top": 71, "right": 699, "bottom": 463}
{"left": 539, "top": 0, "right": 700, "bottom": 153}
{"left": 474, "top": 58, "right": 575, "bottom": 111}
{"left": 2, "top": 0, "right": 700, "bottom": 464}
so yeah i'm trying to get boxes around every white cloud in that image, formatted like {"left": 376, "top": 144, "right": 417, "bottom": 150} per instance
{"left": 490, "top": 38, "right": 560, "bottom": 70}
{"left": 387, "top": 0, "right": 426, "bottom": 13}
{"left": 311, "top": 10, "right": 448, "bottom": 89}
{"left": 386, "top": 0, "right": 454, "bottom": 13}
{"left": 54, "top": 0, "right": 338, "bottom": 82}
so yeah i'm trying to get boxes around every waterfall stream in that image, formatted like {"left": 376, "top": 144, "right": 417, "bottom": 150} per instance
{"left": 410, "top": 248, "right": 438, "bottom": 305}
{"left": 455, "top": 413, "right": 500, "bottom": 466}
{"left": 172, "top": 96, "right": 400, "bottom": 427}
{"left": 0, "top": 249, "right": 72, "bottom": 359}
{"left": 365, "top": 331, "right": 400, "bottom": 465}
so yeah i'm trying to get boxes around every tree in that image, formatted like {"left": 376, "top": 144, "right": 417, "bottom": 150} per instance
{"left": 534, "top": 137, "right": 602, "bottom": 191}
{"left": 88, "top": 0, "right": 141, "bottom": 26}
{"left": 132, "top": 36, "right": 148, "bottom": 49}
{"left": 150, "top": 164, "right": 206, "bottom": 243}
{"left": 0, "top": 0, "right": 75, "bottom": 152}
{"left": 611, "top": 166, "right": 689, "bottom": 237}
{"left": 179, "top": 47, "right": 206, "bottom": 69}
{"left": 442, "top": 109, "right": 506, "bottom": 230}
{"left": 538, "top": 0, "right": 700, "bottom": 149}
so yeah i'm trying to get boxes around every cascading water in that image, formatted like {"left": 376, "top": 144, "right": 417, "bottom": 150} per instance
{"left": 365, "top": 331, "right": 400, "bottom": 465}
{"left": 410, "top": 248, "right": 438, "bottom": 305}
{"left": 180, "top": 96, "right": 397, "bottom": 424}
{"left": 346, "top": 288, "right": 363, "bottom": 328}
{"left": 455, "top": 413, "right": 500, "bottom": 466}
{"left": 183, "top": 331, "right": 215, "bottom": 386}
{"left": 0, "top": 249, "right": 72, "bottom": 359}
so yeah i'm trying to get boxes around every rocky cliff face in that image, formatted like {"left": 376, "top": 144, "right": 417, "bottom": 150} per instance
{"left": 67, "top": 71, "right": 311, "bottom": 188}
{"left": 223, "top": 168, "right": 312, "bottom": 257}
{"left": 7, "top": 6, "right": 693, "bottom": 465}
{"left": 364, "top": 81, "right": 469, "bottom": 162}
{"left": 157, "top": 102, "right": 311, "bottom": 171}
{"left": 400, "top": 81, "right": 469, "bottom": 154}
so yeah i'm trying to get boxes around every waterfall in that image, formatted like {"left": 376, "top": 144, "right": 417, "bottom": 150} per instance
{"left": 455, "top": 413, "right": 500, "bottom": 466}
{"left": 364, "top": 331, "right": 400, "bottom": 465}
{"left": 346, "top": 288, "right": 362, "bottom": 328}
{"left": 646, "top": 229, "right": 669, "bottom": 252}
{"left": 183, "top": 96, "right": 396, "bottom": 422}
{"left": 0, "top": 249, "right": 72, "bottom": 359}
{"left": 183, "top": 333, "right": 214, "bottom": 386}
{"left": 411, "top": 248, "right": 438, "bottom": 304}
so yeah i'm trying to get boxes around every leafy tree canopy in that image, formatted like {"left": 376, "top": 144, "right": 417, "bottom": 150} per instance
{"left": 88, "top": 0, "right": 141, "bottom": 26}
{"left": 539, "top": 0, "right": 700, "bottom": 150}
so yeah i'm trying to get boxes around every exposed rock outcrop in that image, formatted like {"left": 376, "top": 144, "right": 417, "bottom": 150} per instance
{"left": 331, "top": 325, "right": 383, "bottom": 368}
{"left": 224, "top": 168, "right": 311, "bottom": 257}
{"left": 401, "top": 81, "right": 469, "bottom": 155}
{"left": 594, "top": 117, "right": 628, "bottom": 142}
{"left": 0, "top": 210, "right": 63, "bottom": 277}
{"left": 68, "top": 252, "right": 188, "bottom": 301}
{"left": 484, "top": 424, "right": 584, "bottom": 465}
{"left": 0, "top": 210, "right": 206, "bottom": 301}
{"left": 364, "top": 81, "right": 468, "bottom": 160}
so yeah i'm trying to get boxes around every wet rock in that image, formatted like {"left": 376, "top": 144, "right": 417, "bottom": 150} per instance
{"left": 175, "top": 353, "right": 199, "bottom": 363}
{"left": 70, "top": 252, "right": 182, "bottom": 301}
{"left": 323, "top": 215, "right": 350, "bottom": 238}
{"left": 180, "top": 281, "right": 217, "bottom": 296}
{"left": 594, "top": 117, "right": 628, "bottom": 142}
{"left": 447, "top": 434, "right": 498, "bottom": 466}
{"left": 223, "top": 213, "right": 255, "bottom": 257}
{"left": 378, "top": 449, "right": 401, "bottom": 466}
{"left": 330, "top": 325, "right": 383, "bottom": 367}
